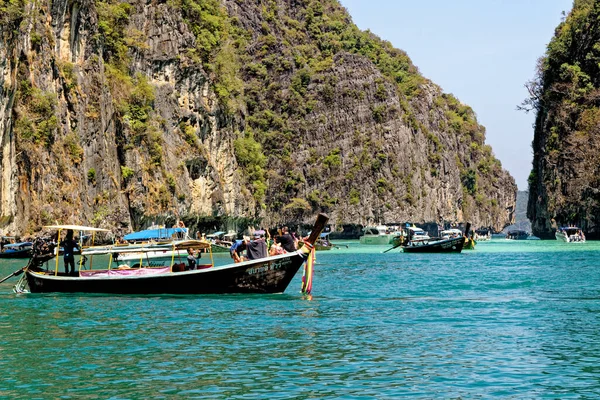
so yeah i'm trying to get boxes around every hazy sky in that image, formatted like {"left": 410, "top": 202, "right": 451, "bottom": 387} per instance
{"left": 338, "top": 0, "right": 574, "bottom": 190}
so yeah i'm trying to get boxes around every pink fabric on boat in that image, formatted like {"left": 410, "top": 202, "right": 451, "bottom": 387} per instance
{"left": 79, "top": 267, "right": 172, "bottom": 278}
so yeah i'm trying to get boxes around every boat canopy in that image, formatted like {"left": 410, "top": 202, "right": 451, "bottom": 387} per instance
{"left": 123, "top": 227, "right": 187, "bottom": 241}
{"left": 559, "top": 226, "right": 581, "bottom": 230}
{"left": 44, "top": 225, "right": 111, "bottom": 232}
{"left": 206, "top": 231, "right": 225, "bottom": 238}
{"left": 81, "top": 239, "right": 211, "bottom": 256}
{"left": 441, "top": 229, "right": 462, "bottom": 235}
{"left": 407, "top": 226, "right": 426, "bottom": 233}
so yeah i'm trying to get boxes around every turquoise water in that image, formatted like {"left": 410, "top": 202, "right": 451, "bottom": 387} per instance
{"left": 1, "top": 240, "right": 600, "bottom": 398}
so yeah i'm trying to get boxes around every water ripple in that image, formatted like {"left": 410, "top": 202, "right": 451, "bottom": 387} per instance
{"left": 2, "top": 242, "right": 600, "bottom": 398}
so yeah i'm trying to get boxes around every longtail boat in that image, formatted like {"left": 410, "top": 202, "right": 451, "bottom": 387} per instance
{"left": 401, "top": 235, "right": 465, "bottom": 253}
{"left": 0, "top": 242, "right": 33, "bottom": 258}
{"left": 400, "top": 223, "right": 471, "bottom": 254}
{"left": 14, "top": 214, "right": 328, "bottom": 295}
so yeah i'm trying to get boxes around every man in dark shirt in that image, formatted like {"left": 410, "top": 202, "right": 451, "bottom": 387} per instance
{"left": 276, "top": 226, "right": 296, "bottom": 253}
{"left": 246, "top": 234, "right": 267, "bottom": 260}
{"left": 60, "top": 229, "right": 79, "bottom": 275}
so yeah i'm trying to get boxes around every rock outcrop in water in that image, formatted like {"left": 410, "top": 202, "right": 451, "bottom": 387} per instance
{"left": 0, "top": 0, "right": 516, "bottom": 235}
{"left": 527, "top": 0, "right": 600, "bottom": 239}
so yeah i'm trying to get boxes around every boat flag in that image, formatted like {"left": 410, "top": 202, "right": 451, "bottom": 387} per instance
{"left": 301, "top": 246, "right": 316, "bottom": 295}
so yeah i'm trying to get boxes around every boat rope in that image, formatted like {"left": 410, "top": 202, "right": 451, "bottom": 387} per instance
{"left": 13, "top": 272, "right": 28, "bottom": 294}
{"left": 301, "top": 245, "right": 316, "bottom": 295}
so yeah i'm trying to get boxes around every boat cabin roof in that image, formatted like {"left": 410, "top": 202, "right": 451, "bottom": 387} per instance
{"left": 123, "top": 227, "right": 187, "bottom": 241}
{"left": 441, "top": 229, "right": 462, "bottom": 235}
{"left": 407, "top": 227, "right": 426, "bottom": 233}
{"left": 559, "top": 226, "right": 581, "bottom": 230}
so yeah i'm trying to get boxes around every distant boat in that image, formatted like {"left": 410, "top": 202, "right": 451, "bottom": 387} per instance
{"left": 123, "top": 226, "right": 189, "bottom": 243}
{"left": 440, "top": 229, "right": 462, "bottom": 239}
{"left": 300, "top": 232, "right": 334, "bottom": 251}
{"left": 402, "top": 236, "right": 465, "bottom": 253}
{"left": 400, "top": 224, "right": 469, "bottom": 253}
{"left": 506, "top": 230, "right": 530, "bottom": 240}
{"left": 474, "top": 229, "right": 492, "bottom": 241}
{"left": 116, "top": 226, "right": 192, "bottom": 262}
{"left": 205, "top": 231, "right": 235, "bottom": 253}
{"left": 555, "top": 227, "right": 586, "bottom": 243}
{"left": 359, "top": 226, "right": 395, "bottom": 245}
{"left": 0, "top": 242, "right": 33, "bottom": 258}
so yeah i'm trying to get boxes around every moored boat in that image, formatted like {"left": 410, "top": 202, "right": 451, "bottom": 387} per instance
{"left": 16, "top": 214, "right": 328, "bottom": 295}
{"left": 474, "top": 229, "right": 492, "bottom": 241}
{"left": 0, "top": 242, "right": 33, "bottom": 258}
{"left": 400, "top": 223, "right": 471, "bottom": 253}
{"left": 123, "top": 226, "right": 189, "bottom": 243}
{"left": 401, "top": 235, "right": 465, "bottom": 253}
{"left": 359, "top": 226, "right": 395, "bottom": 245}
{"left": 555, "top": 226, "right": 586, "bottom": 243}
{"left": 506, "top": 230, "right": 529, "bottom": 240}
{"left": 204, "top": 231, "right": 234, "bottom": 253}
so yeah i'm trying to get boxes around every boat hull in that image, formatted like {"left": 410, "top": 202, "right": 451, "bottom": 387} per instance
{"left": 0, "top": 249, "right": 33, "bottom": 258}
{"left": 555, "top": 231, "right": 585, "bottom": 243}
{"left": 25, "top": 252, "right": 307, "bottom": 294}
{"left": 402, "top": 236, "right": 465, "bottom": 253}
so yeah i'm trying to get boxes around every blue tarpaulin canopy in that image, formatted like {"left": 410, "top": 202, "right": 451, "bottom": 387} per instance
{"left": 4, "top": 242, "right": 32, "bottom": 249}
{"left": 124, "top": 227, "right": 187, "bottom": 241}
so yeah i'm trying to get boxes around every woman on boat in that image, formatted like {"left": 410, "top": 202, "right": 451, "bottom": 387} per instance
{"left": 60, "top": 230, "right": 79, "bottom": 275}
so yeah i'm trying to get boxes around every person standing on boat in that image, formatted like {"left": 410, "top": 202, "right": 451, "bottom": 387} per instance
{"left": 60, "top": 229, "right": 79, "bottom": 275}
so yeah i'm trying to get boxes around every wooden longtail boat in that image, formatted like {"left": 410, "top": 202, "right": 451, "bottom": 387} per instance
{"left": 19, "top": 214, "right": 328, "bottom": 295}
{"left": 401, "top": 235, "right": 465, "bottom": 253}
{"left": 400, "top": 223, "right": 471, "bottom": 254}
{"left": 0, "top": 242, "right": 33, "bottom": 258}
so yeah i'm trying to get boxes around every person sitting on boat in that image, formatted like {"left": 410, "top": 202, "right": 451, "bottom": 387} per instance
{"left": 247, "top": 233, "right": 267, "bottom": 260}
{"left": 230, "top": 237, "right": 249, "bottom": 263}
{"left": 276, "top": 226, "right": 296, "bottom": 253}
{"left": 60, "top": 229, "right": 79, "bottom": 275}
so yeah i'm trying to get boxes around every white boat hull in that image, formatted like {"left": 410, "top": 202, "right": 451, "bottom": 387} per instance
{"left": 359, "top": 234, "right": 394, "bottom": 245}
{"left": 555, "top": 231, "right": 585, "bottom": 243}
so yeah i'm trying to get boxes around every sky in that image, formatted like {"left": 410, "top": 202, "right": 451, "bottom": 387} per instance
{"left": 338, "top": 0, "right": 574, "bottom": 190}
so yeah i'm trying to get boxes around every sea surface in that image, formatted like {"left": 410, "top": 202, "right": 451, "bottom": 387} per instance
{"left": 1, "top": 239, "right": 600, "bottom": 399}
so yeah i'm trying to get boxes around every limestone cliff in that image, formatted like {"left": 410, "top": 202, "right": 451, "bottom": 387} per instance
{"left": 527, "top": 0, "right": 600, "bottom": 239}
{"left": 0, "top": 0, "right": 516, "bottom": 236}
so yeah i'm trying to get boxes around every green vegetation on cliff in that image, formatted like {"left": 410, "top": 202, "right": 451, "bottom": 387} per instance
{"left": 0, "top": 0, "right": 515, "bottom": 235}
{"left": 527, "top": 0, "right": 600, "bottom": 237}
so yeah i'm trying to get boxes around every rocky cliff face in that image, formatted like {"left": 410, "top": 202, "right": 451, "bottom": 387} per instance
{"left": 0, "top": 0, "right": 516, "bottom": 236}
{"left": 527, "top": 0, "right": 600, "bottom": 239}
